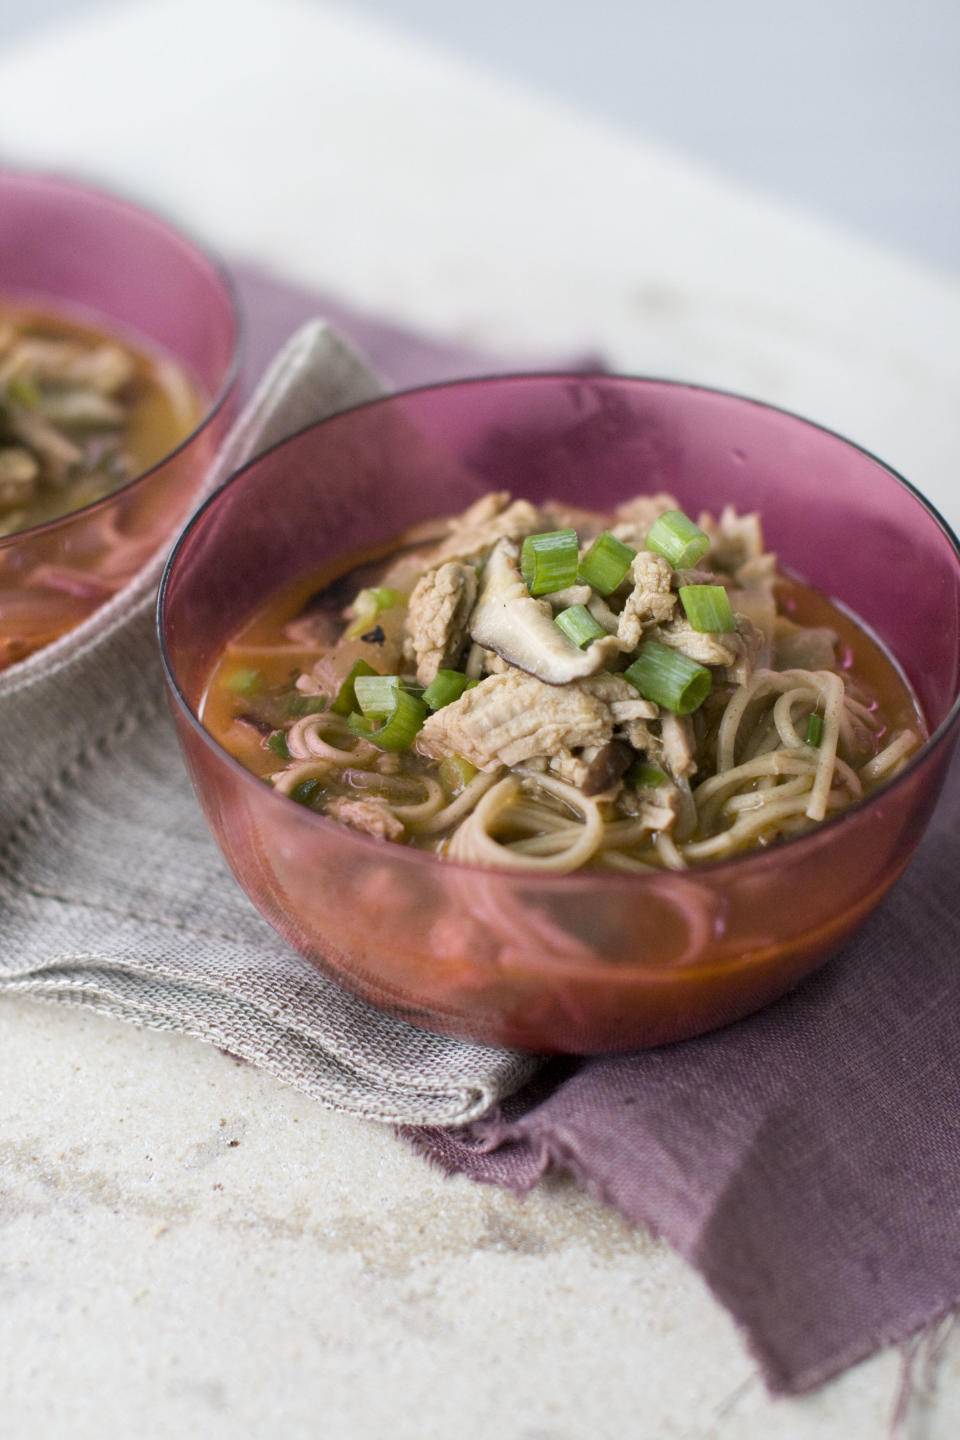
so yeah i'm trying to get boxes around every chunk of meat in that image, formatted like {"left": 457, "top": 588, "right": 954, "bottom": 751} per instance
{"left": 305, "top": 605, "right": 407, "bottom": 698}
{"left": 698, "top": 505, "right": 766, "bottom": 571}
{"left": 611, "top": 492, "right": 679, "bottom": 548}
{"left": 324, "top": 795, "right": 405, "bottom": 841}
{"left": 724, "top": 615, "right": 765, "bottom": 686}
{"left": 653, "top": 617, "right": 738, "bottom": 667}
{"left": 517, "top": 740, "right": 630, "bottom": 796}
{"left": 660, "top": 713, "right": 697, "bottom": 781}
{"left": 403, "top": 560, "right": 477, "bottom": 684}
{"left": 574, "top": 672, "right": 659, "bottom": 754}
{"left": 417, "top": 670, "right": 617, "bottom": 771}
{"left": 619, "top": 784, "right": 682, "bottom": 835}
{"left": 617, "top": 550, "right": 677, "bottom": 648}
{"left": 430, "top": 490, "right": 542, "bottom": 564}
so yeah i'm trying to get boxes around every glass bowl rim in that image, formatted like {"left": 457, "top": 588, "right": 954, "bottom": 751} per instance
{"left": 0, "top": 163, "right": 244, "bottom": 550}
{"left": 157, "top": 370, "right": 960, "bottom": 886}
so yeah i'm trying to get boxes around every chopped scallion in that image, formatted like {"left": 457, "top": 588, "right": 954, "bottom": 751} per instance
{"left": 624, "top": 641, "right": 712, "bottom": 715}
{"left": 266, "top": 730, "right": 290, "bottom": 760}
{"left": 805, "top": 712, "right": 824, "bottom": 747}
{"left": 577, "top": 530, "right": 636, "bottom": 594}
{"left": 423, "top": 669, "right": 472, "bottom": 710}
{"left": 645, "top": 510, "right": 710, "bottom": 569}
{"left": 678, "top": 584, "right": 736, "bottom": 633}
{"left": 554, "top": 604, "right": 608, "bottom": 649}
{"left": 224, "top": 666, "right": 263, "bottom": 696}
{"left": 348, "top": 688, "right": 428, "bottom": 751}
{"left": 439, "top": 755, "right": 478, "bottom": 795}
{"left": 329, "top": 658, "right": 379, "bottom": 716}
{"left": 626, "top": 762, "right": 668, "bottom": 788}
{"left": 354, "top": 673, "right": 401, "bottom": 717}
{"left": 344, "top": 586, "right": 407, "bottom": 639}
{"left": 520, "top": 529, "right": 579, "bottom": 596}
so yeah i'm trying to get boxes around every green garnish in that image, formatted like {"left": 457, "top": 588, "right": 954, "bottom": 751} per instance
{"left": 520, "top": 529, "right": 579, "bottom": 595}
{"left": 354, "top": 673, "right": 402, "bottom": 717}
{"left": 805, "top": 712, "right": 824, "bottom": 747}
{"left": 626, "top": 762, "right": 668, "bottom": 788}
{"left": 577, "top": 530, "right": 636, "bottom": 594}
{"left": 266, "top": 730, "right": 290, "bottom": 759}
{"left": 344, "top": 586, "right": 407, "bottom": 640}
{"left": 224, "top": 667, "right": 263, "bottom": 696}
{"left": 645, "top": 510, "right": 710, "bottom": 569}
{"left": 554, "top": 604, "right": 608, "bottom": 649}
{"left": 329, "top": 658, "right": 379, "bottom": 716}
{"left": 624, "top": 641, "right": 712, "bottom": 715}
{"left": 678, "top": 584, "right": 736, "bottom": 633}
{"left": 423, "top": 669, "right": 472, "bottom": 710}
{"left": 348, "top": 688, "right": 428, "bottom": 751}
{"left": 438, "top": 755, "right": 478, "bottom": 795}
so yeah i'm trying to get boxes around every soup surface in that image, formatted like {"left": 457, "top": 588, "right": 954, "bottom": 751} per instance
{"left": 202, "top": 491, "right": 924, "bottom": 873}
{"left": 0, "top": 302, "right": 201, "bottom": 537}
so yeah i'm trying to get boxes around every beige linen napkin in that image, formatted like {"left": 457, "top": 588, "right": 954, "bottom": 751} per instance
{"left": 0, "top": 322, "right": 537, "bottom": 1124}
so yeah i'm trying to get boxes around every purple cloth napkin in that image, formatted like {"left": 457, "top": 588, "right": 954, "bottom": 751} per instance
{"left": 408, "top": 744, "right": 960, "bottom": 1396}
{"left": 233, "top": 260, "right": 960, "bottom": 1396}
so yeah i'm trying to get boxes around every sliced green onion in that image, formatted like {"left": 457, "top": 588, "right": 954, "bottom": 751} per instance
{"left": 439, "top": 755, "right": 478, "bottom": 795}
{"left": 423, "top": 669, "right": 472, "bottom": 710}
{"left": 645, "top": 509, "right": 710, "bottom": 569}
{"left": 354, "top": 673, "right": 401, "bottom": 717}
{"left": 520, "top": 529, "right": 579, "bottom": 596}
{"left": 329, "top": 658, "right": 379, "bottom": 716}
{"left": 224, "top": 666, "right": 263, "bottom": 695}
{"left": 554, "top": 604, "right": 608, "bottom": 649}
{"left": 348, "top": 688, "right": 428, "bottom": 751}
{"left": 577, "top": 530, "right": 636, "bottom": 594}
{"left": 626, "top": 762, "right": 668, "bottom": 788}
{"left": 678, "top": 584, "right": 736, "bottom": 633}
{"left": 805, "top": 712, "right": 824, "bottom": 747}
{"left": 286, "top": 693, "right": 328, "bottom": 718}
{"left": 344, "top": 586, "right": 407, "bottom": 639}
{"left": 290, "top": 777, "right": 322, "bottom": 806}
{"left": 266, "top": 729, "right": 290, "bottom": 759}
{"left": 624, "top": 641, "right": 712, "bottom": 715}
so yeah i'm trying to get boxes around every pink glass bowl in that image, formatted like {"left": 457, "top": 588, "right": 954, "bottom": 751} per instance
{"left": 159, "top": 376, "right": 960, "bottom": 1053}
{"left": 0, "top": 168, "right": 241, "bottom": 668}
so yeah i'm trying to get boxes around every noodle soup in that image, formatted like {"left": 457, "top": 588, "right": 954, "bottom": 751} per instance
{"left": 0, "top": 304, "right": 202, "bottom": 534}
{"left": 202, "top": 490, "right": 923, "bottom": 874}
{"left": 0, "top": 302, "right": 205, "bottom": 667}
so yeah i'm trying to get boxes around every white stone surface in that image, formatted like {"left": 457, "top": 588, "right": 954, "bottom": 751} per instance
{"left": 2, "top": 1, "right": 960, "bottom": 1434}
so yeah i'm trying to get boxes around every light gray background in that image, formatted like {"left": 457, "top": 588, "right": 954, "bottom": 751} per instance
{"left": 1, "top": 0, "right": 958, "bottom": 275}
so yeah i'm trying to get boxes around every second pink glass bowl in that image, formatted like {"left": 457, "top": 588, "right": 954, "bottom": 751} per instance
{"left": 0, "top": 169, "right": 241, "bottom": 669}
{"left": 159, "top": 376, "right": 960, "bottom": 1053}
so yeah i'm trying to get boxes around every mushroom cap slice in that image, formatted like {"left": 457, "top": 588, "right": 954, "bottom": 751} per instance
{"left": 469, "top": 539, "right": 624, "bottom": 686}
